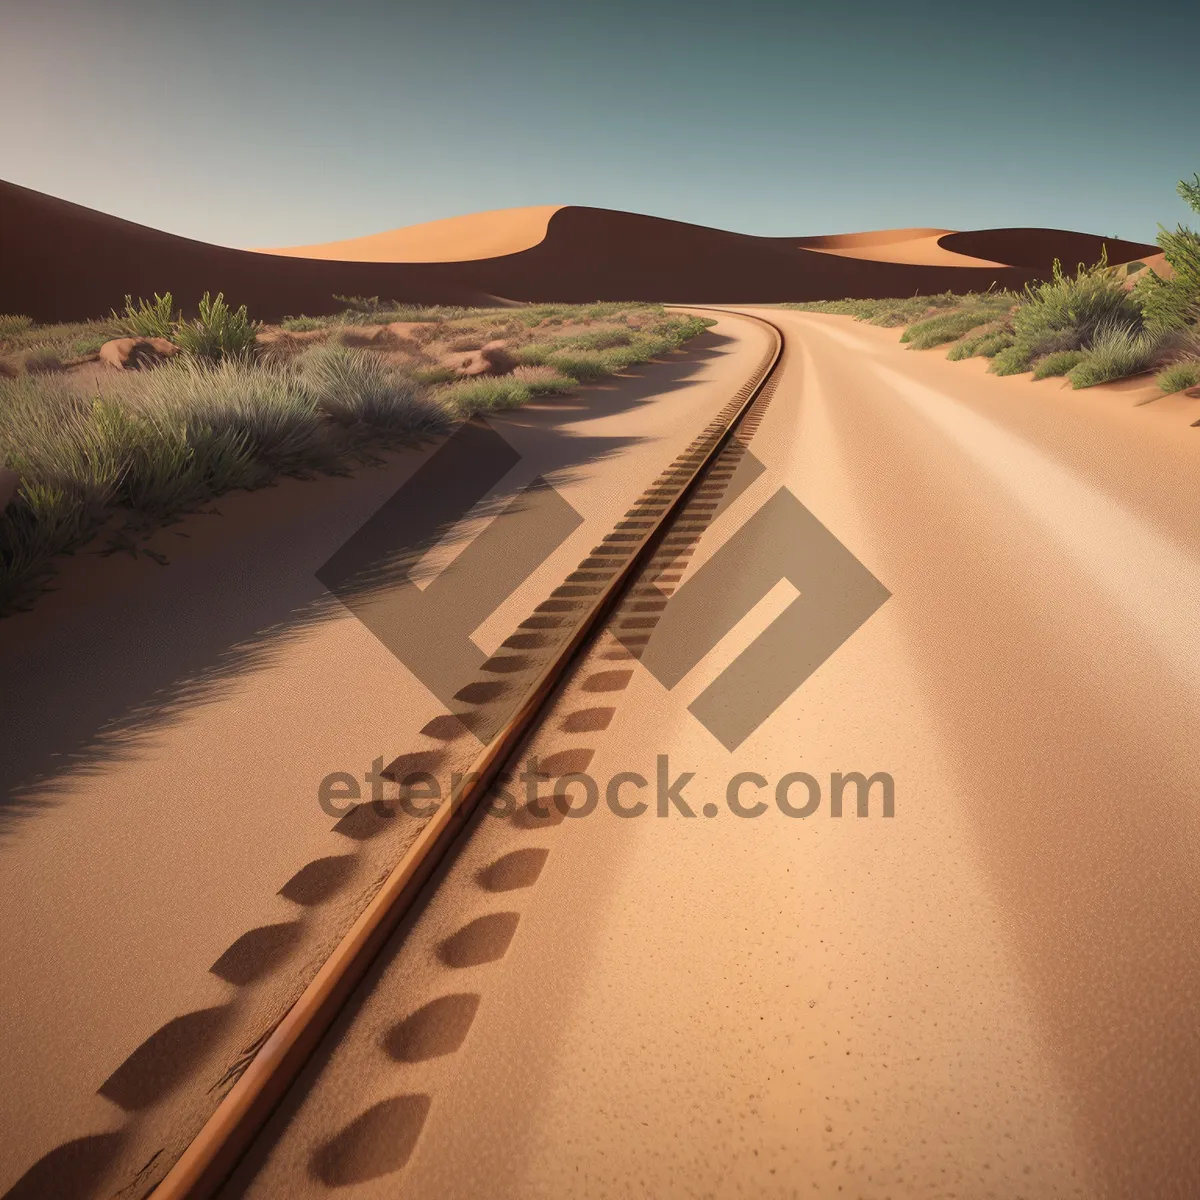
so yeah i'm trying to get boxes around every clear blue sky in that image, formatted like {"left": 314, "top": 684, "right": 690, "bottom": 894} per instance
{"left": 5, "top": 0, "right": 1197, "bottom": 247}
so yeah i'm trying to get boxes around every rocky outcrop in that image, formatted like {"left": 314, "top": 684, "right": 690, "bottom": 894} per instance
{"left": 443, "top": 339, "right": 518, "bottom": 378}
{"left": 99, "top": 336, "right": 179, "bottom": 370}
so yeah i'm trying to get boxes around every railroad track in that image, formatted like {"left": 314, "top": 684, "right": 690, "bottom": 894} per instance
{"left": 152, "top": 308, "right": 786, "bottom": 1198}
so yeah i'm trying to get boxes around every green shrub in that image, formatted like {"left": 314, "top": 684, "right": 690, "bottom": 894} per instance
{"left": 69, "top": 333, "right": 110, "bottom": 358}
{"left": 556, "top": 328, "right": 635, "bottom": 350}
{"left": 584, "top": 301, "right": 645, "bottom": 321}
{"left": 946, "top": 330, "right": 1014, "bottom": 360}
{"left": 116, "top": 292, "right": 177, "bottom": 338}
{"left": 280, "top": 314, "right": 328, "bottom": 332}
{"left": 0, "top": 375, "right": 130, "bottom": 606}
{"left": 85, "top": 396, "right": 257, "bottom": 518}
{"left": 412, "top": 365, "right": 458, "bottom": 385}
{"left": 542, "top": 349, "right": 620, "bottom": 382}
{"left": 124, "top": 357, "right": 328, "bottom": 473}
{"left": 902, "top": 306, "right": 1005, "bottom": 349}
{"left": 334, "top": 296, "right": 467, "bottom": 325}
{"left": 989, "top": 253, "right": 1142, "bottom": 375}
{"left": 293, "top": 346, "right": 444, "bottom": 435}
{"left": 989, "top": 344, "right": 1038, "bottom": 375}
{"left": 0, "top": 314, "right": 34, "bottom": 339}
{"left": 174, "top": 292, "right": 261, "bottom": 360}
{"left": 437, "top": 376, "right": 532, "bottom": 414}
{"left": 514, "top": 342, "right": 556, "bottom": 367}
{"left": 1155, "top": 359, "right": 1200, "bottom": 393}
{"left": 1067, "top": 323, "right": 1176, "bottom": 388}
{"left": 783, "top": 292, "right": 968, "bottom": 326}
{"left": 1032, "top": 350, "right": 1087, "bottom": 379}
{"left": 516, "top": 369, "right": 578, "bottom": 396}
{"left": 1149, "top": 174, "right": 1200, "bottom": 333}
{"left": 1135, "top": 226, "right": 1200, "bottom": 331}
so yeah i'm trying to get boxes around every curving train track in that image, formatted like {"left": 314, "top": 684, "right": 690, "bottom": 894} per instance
{"left": 151, "top": 310, "right": 788, "bottom": 1198}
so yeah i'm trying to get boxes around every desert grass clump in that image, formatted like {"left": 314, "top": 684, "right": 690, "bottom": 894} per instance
{"left": 945, "top": 329, "right": 1014, "bottom": 360}
{"left": 784, "top": 292, "right": 968, "bottom": 326}
{"left": 334, "top": 296, "right": 469, "bottom": 325}
{"left": 1066, "top": 323, "right": 1177, "bottom": 389}
{"left": 69, "top": 332, "right": 110, "bottom": 359}
{"left": 436, "top": 376, "right": 532, "bottom": 415}
{"left": 280, "top": 314, "right": 328, "bottom": 332}
{"left": 1155, "top": 359, "right": 1200, "bottom": 393}
{"left": 412, "top": 365, "right": 458, "bottom": 385}
{"left": 24, "top": 349, "right": 65, "bottom": 375}
{"left": 541, "top": 349, "right": 622, "bottom": 382}
{"left": 0, "top": 374, "right": 153, "bottom": 605}
{"left": 0, "top": 317, "right": 125, "bottom": 361}
{"left": 1135, "top": 173, "right": 1200, "bottom": 331}
{"left": 1032, "top": 350, "right": 1087, "bottom": 379}
{"left": 116, "top": 292, "right": 177, "bottom": 338}
{"left": 557, "top": 328, "right": 635, "bottom": 351}
{"left": 902, "top": 303, "right": 1009, "bottom": 350}
{"left": 173, "top": 292, "right": 261, "bottom": 361}
{"left": 293, "top": 346, "right": 445, "bottom": 436}
{"left": 0, "top": 299, "right": 718, "bottom": 613}
{"left": 512, "top": 365, "right": 578, "bottom": 395}
{"left": 0, "top": 314, "right": 34, "bottom": 339}
{"left": 122, "top": 356, "right": 328, "bottom": 474}
{"left": 990, "top": 252, "right": 1142, "bottom": 376}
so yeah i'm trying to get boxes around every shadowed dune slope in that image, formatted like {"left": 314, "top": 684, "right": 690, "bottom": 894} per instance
{"left": 938, "top": 228, "right": 1155, "bottom": 269}
{"left": 0, "top": 180, "right": 1160, "bottom": 323}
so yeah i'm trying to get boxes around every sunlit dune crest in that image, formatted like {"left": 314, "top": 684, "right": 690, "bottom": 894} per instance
{"left": 255, "top": 205, "right": 564, "bottom": 263}
{"left": 798, "top": 228, "right": 1007, "bottom": 267}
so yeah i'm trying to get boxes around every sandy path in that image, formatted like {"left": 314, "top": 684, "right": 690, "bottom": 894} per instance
{"left": 0, "top": 317, "right": 771, "bottom": 1198}
{"left": 224, "top": 310, "right": 1200, "bottom": 1200}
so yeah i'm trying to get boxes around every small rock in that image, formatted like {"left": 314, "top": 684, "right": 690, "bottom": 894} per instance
{"left": 99, "top": 336, "right": 179, "bottom": 370}
{"left": 385, "top": 321, "right": 433, "bottom": 343}
{"left": 480, "top": 340, "right": 517, "bottom": 371}
{"left": 445, "top": 339, "right": 518, "bottom": 378}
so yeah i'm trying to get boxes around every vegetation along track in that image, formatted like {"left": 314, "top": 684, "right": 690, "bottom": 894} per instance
{"left": 151, "top": 308, "right": 786, "bottom": 1198}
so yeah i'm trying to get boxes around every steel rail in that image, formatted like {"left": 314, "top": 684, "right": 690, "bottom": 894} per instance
{"left": 152, "top": 308, "right": 784, "bottom": 1199}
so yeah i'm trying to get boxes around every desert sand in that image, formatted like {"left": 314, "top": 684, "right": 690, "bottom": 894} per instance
{"left": 219, "top": 308, "right": 1200, "bottom": 1200}
{"left": 796, "top": 226, "right": 1009, "bottom": 267}
{"left": 257, "top": 205, "right": 562, "bottom": 262}
{"left": 0, "top": 180, "right": 1158, "bottom": 323}
{"left": 0, "top": 320, "right": 772, "bottom": 1197}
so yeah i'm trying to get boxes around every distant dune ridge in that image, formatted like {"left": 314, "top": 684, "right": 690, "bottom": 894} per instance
{"left": 0, "top": 180, "right": 1159, "bottom": 323}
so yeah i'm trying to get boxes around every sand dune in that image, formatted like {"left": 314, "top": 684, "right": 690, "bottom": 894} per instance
{"left": 797, "top": 228, "right": 1007, "bottom": 268}
{"left": 258, "top": 205, "right": 563, "bottom": 262}
{"left": 0, "top": 180, "right": 1159, "bottom": 324}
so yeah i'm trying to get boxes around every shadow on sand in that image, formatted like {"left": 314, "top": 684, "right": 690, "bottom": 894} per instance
{"left": 0, "top": 333, "right": 731, "bottom": 839}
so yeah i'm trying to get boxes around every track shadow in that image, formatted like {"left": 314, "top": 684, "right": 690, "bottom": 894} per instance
{"left": 96, "top": 1004, "right": 234, "bottom": 1111}
{"left": 278, "top": 854, "right": 359, "bottom": 906}
{"left": 381, "top": 993, "right": 482, "bottom": 1063}
{"left": 208, "top": 921, "right": 306, "bottom": 986}
{"left": 477, "top": 847, "right": 549, "bottom": 892}
{"left": 0, "top": 1132, "right": 127, "bottom": 1200}
{"left": 308, "top": 1094, "right": 431, "bottom": 1187}
{"left": 436, "top": 912, "right": 521, "bottom": 968}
